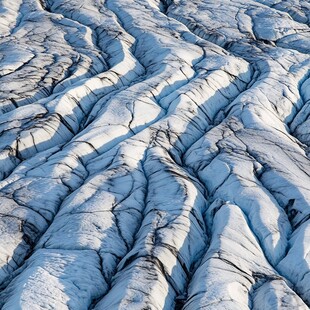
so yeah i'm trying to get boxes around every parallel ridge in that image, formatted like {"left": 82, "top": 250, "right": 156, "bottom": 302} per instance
{"left": 0, "top": 0, "right": 309, "bottom": 309}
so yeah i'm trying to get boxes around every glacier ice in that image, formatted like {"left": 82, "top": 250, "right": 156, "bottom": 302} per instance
{"left": 0, "top": 0, "right": 309, "bottom": 309}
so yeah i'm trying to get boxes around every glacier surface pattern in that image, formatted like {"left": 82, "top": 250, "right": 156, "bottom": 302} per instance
{"left": 0, "top": 0, "right": 309, "bottom": 309}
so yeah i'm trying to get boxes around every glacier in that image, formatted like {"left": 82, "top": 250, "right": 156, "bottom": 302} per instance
{"left": 0, "top": 0, "right": 309, "bottom": 309}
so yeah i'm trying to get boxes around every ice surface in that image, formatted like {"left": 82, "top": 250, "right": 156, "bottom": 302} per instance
{"left": 0, "top": 0, "right": 309, "bottom": 309}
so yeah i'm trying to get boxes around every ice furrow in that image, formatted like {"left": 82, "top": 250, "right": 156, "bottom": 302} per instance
{"left": 0, "top": 1, "right": 148, "bottom": 181}
{"left": 184, "top": 117, "right": 310, "bottom": 305}
{"left": 254, "top": 0, "right": 310, "bottom": 25}
{"left": 0, "top": 38, "right": 253, "bottom": 306}
{"left": 0, "top": 1, "right": 108, "bottom": 113}
{"left": 183, "top": 203, "right": 308, "bottom": 310}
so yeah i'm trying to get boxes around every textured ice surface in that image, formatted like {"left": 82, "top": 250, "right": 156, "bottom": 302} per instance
{"left": 0, "top": 0, "right": 309, "bottom": 309}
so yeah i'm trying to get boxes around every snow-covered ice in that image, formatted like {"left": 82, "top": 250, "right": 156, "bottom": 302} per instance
{"left": 0, "top": 0, "right": 309, "bottom": 309}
